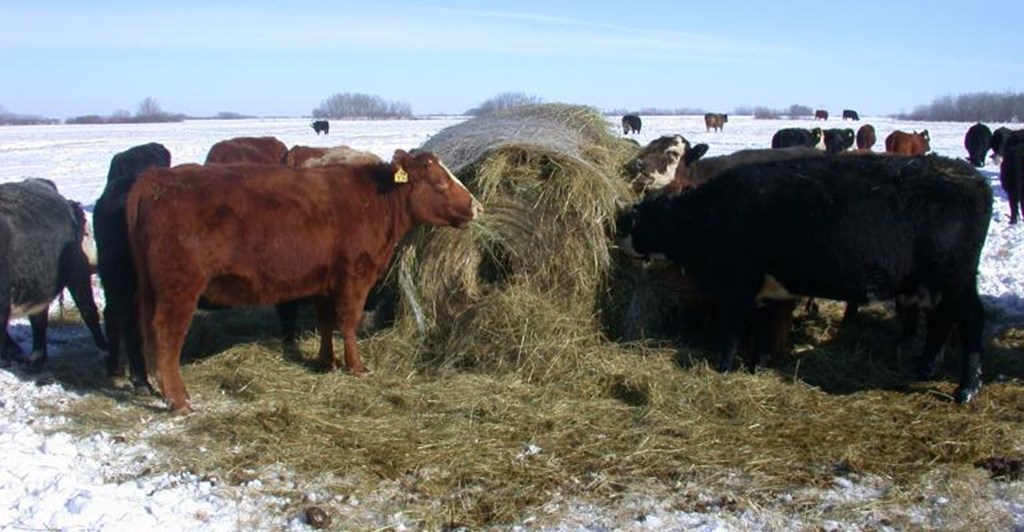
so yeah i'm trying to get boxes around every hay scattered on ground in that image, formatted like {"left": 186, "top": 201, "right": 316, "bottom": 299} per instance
{"left": 41, "top": 104, "right": 1024, "bottom": 528}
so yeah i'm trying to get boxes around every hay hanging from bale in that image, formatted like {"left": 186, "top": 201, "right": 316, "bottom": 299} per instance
{"left": 390, "top": 104, "right": 641, "bottom": 373}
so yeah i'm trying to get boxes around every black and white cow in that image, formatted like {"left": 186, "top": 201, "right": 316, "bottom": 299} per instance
{"left": 617, "top": 154, "right": 992, "bottom": 403}
{"left": 770, "top": 127, "right": 826, "bottom": 150}
{"left": 964, "top": 123, "right": 993, "bottom": 167}
{"left": 93, "top": 142, "right": 171, "bottom": 390}
{"left": 842, "top": 109, "right": 860, "bottom": 121}
{"left": 0, "top": 178, "right": 107, "bottom": 369}
{"left": 823, "top": 128, "right": 856, "bottom": 154}
{"left": 622, "top": 114, "right": 642, "bottom": 135}
{"left": 311, "top": 120, "right": 330, "bottom": 135}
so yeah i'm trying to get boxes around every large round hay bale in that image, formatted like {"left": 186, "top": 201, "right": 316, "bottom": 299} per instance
{"left": 386, "top": 104, "right": 648, "bottom": 372}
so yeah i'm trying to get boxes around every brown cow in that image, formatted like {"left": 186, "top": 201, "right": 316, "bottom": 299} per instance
{"left": 204, "top": 136, "right": 288, "bottom": 164}
{"left": 703, "top": 113, "right": 728, "bottom": 132}
{"left": 885, "top": 130, "right": 930, "bottom": 155}
{"left": 814, "top": 109, "right": 829, "bottom": 121}
{"left": 127, "top": 150, "right": 483, "bottom": 413}
{"left": 856, "top": 124, "right": 876, "bottom": 150}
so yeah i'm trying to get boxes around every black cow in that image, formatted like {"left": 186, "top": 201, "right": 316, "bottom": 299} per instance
{"left": 823, "top": 128, "right": 856, "bottom": 154}
{"left": 618, "top": 154, "right": 992, "bottom": 403}
{"left": 999, "top": 131, "right": 1024, "bottom": 224}
{"left": 990, "top": 126, "right": 1015, "bottom": 165}
{"left": 0, "top": 179, "right": 107, "bottom": 370}
{"left": 311, "top": 120, "right": 330, "bottom": 135}
{"left": 93, "top": 143, "right": 171, "bottom": 390}
{"left": 622, "top": 114, "right": 642, "bottom": 135}
{"left": 963, "top": 123, "right": 993, "bottom": 167}
{"left": 842, "top": 109, "right": 860, "bottom": 121}
{"left": 771, "top": 128, "right": 825, "bottom": 150}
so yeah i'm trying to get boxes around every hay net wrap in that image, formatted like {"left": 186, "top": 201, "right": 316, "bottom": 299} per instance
{"left": 392, "top": 104, "right": 638, "bottom": 365}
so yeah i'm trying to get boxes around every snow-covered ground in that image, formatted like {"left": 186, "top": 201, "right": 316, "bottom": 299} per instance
{"left": 0, "top": 114, "right": 1021, "bottom": 530}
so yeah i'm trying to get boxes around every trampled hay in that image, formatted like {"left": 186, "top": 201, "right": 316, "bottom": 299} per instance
{"left": 45, "top": 105, "right": 1024, "bottom": 528}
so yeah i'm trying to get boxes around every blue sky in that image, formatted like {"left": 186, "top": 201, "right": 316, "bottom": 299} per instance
{"left": 2, "top": 0, "right": 1022, "bottom": 119}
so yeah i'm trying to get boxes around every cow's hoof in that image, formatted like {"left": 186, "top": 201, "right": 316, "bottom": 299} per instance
{"left": 954, "top": 386, "right": 979, "bottom": 404}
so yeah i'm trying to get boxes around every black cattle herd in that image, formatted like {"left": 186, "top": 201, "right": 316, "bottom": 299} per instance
{"left": 0, "top": 116, "right": 1021, "bottom": 410}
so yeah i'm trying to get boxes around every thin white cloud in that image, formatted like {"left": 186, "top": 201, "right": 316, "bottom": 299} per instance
{"left": 0, "top": 4, "right": 791, "bottom": 63}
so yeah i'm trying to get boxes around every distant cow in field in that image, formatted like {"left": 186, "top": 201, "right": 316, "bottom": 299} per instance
{"left": 704, "top": 113, "right": 728, "bottom": 132}
{"left": 856, "top": 124, "right": 877, "bottom": 150}
{"left": 126, "top": 149, "right": 483, "bottom": 413}
{"left": 964, "top": 123, "right": 993, "bottom": 167}
{"left": 0, "top": 179, "right": 107, "bottom": 370}
{"left": 999, "top": 131, "right": 1024, "bottom": 224}
{"left": 311, "top": 120, "right": 330, "bottom": 135}
{"left": 814, "top": 110, "right": 829, "bottom": 121}
{"left": 823, "top": 128, "right": 856, "bottom": 154}
{"left": 771, "top": 127, "right": 825, "bottom": 150}
{"left": 617, "top": 154, "right": 992, "bottom": 403}
{"left": 204, "top": 136, "right": 288, "bottom": 165}
{"left": 842, "top": 109, "right": 860, "bottom": 121}
{"left": 885, "top": 130, "right": 930, "bottom": 155}
{"left": 622, "top": 114, "right": 642, "bottom": 135}
{"left": 93, "top": 143, "right": 172, "bottom": 391}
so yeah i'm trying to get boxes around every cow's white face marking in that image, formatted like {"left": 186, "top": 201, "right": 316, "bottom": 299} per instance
{"left": 648, "top": 136, "right": 687, "bottom": 190}
{"left": 436, "top": 158, "right": 482, "bottom": 219}
{"left": 814, "top": 130, "right": 827, "bottom": 151}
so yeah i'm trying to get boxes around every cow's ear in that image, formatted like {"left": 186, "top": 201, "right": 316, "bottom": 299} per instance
{"left": 685, "top": 143, "right": 709, "bottom": 166}
{"left": 393, "top": 149, "right": 411, "bottom": 165}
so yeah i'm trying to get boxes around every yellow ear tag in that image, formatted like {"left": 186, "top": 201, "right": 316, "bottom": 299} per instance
{"left": 394, "top": 166, "right": 409, "bottom": 183}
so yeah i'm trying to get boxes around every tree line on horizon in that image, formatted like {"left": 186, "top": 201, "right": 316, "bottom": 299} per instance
{"left": 4, "top": 91, "right": 1023, "bottom": 125}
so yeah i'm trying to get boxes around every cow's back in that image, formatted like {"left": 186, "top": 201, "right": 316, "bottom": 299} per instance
{"left": 205, "top": 136, "right": 288, "bottom": 165}
{"left": 127, "top": 163, "right": 390, "bottom": 306}
{"left": 0, "top": 180, "right": 79, "bottom": 302}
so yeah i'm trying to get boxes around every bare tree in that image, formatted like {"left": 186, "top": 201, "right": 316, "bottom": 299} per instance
{"left": 465, "top": 92, "right": 544, "bottom": 116}
{"left": 312, "top": 93, "right": 412, "bottom": 119}
{"left": 136, "top": 97, "right": 163, "bottom": 118}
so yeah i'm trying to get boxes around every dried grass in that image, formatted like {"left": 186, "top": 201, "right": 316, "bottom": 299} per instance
{"left": 41, "top": 104, "right": 1024, "bottom": 528}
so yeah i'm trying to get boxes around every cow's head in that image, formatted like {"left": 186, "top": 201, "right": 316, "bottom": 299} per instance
{"left": 394, "top": 149, "right": 483, "bottom": 228}
{"left": 626, "top": 135, "right": 708, "bottom": 194}
{"left": 810, "top": 128, "right": 826, "bottom": 151}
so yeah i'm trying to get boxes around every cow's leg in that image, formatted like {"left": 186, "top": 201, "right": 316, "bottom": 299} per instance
{"left": 841, "top": 301, "right": 860, "bottom": 324}
{"left": 312, "top": 296, "right": 339, "bottom": 371}
{"left": 120, "top": 312, "right": 152, "bottom": 393}
{"left": 952, "top": 292, "right": 985, "bottom": 404}
{"left": 0, "top": 310, "right": 12, "bottom": 367}
{"left": 104, "top": 306, "right": 123, "bottom": 377}
{"left": 336, "top": 282, "right": 374, "bottom": 375}
{"left": 275, "top": 299, "right": 301, "bottom": 344}
{"left": 149, "top": 296, "right": 198, "bottom": 413}
{"left": 716, "top": 301, "right": 754, "bottom": 372}
{"left": 26, "top": 311, "right": 49, "bottom": 371}
{"left": 918, "top": 302, "right": 954, "bottom": 381}
{"left": 65, "top": 253, "right": 107, "bottom": 351}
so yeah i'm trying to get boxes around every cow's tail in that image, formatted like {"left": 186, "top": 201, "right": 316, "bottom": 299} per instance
{"left": 124, "top": 188, "right": 157, "bottom": 381}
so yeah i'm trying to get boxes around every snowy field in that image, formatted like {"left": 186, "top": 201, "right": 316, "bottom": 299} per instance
{"left": 0, "top": 114, "right": 1022, "bottom": 529}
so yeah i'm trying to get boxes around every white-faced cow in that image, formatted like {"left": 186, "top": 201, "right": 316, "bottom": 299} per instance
{"left": 622, "top": 114, "right": 642, "bottom": 135}
{"left": 618, "top": 154, "right": 992, "bottom": 404}
{"left": 823, "top": 128, "right": 856, "bottom": 154}
{"left": 0, "top": 179, "right": 107, "bottom": 370}
{"left": 93, "top": 142, "right": 172, "bottom": 391}
{"left": 127, "top": 149, "right": 483, "bottom": 413}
